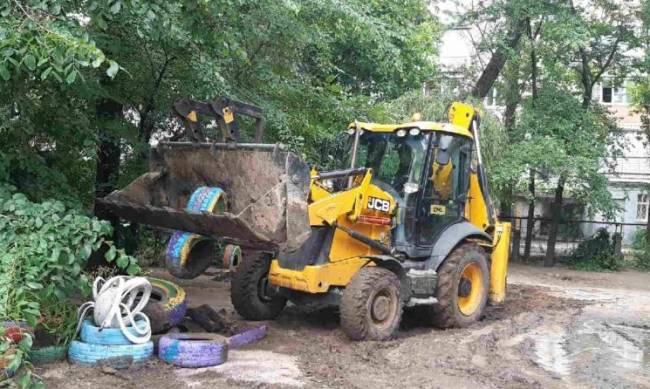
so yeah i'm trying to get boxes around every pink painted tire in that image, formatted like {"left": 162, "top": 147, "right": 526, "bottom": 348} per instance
{"left": 158, "top": 333, "right": 228, "bottom": 368}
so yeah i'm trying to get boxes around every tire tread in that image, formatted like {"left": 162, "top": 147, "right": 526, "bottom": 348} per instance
{"left": 429, "top": 243, "right": 489, "bottom": 328}
{"left": 340, "top": 267, "right": 402, "bottom": 341}
{"left": 231, "top": 252, "right": 286, "bottom": 320}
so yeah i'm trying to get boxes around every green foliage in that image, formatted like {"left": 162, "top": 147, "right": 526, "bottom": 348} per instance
{"left": 1, "top": 0, "right": 440, "bottom": 206}
{"left": 630, "top": 228, "right": 650, "bottom": 269}
{"left": 37, "top": 299, "right": 78, "bottom": 346}
{"left": 567, "top": 228, "right": 622, "bottom": 271}
{"left": 0, "top": 331, "right": 41, "bottom": 389}
{"left": 493, "top": 86, "right": 620, "bottom": 217}
{"left": 0, "top": 184, "right": 139, "bottom": 323}
{"left": 0, "top": 184, "right": 139, "bottom": 386}
{"left": 0, "top": 1, "right": 119, "bottom": 83}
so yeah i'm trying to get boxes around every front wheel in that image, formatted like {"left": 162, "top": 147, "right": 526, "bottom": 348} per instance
{"left": 428, "top": 243, "right": 489, "bottom": 328}
{"left": 231, "top": 251, "right": 286, "bottom": 320}
{"left": 340, "top": 267, "right": 403, "bottom": 341}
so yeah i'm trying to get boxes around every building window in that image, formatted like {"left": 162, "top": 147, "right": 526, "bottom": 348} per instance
{"left": 601, "top": 84, "right": 627, "bottom": 104}
{"left": 485, "top": 87, "right": 499, "bottom": 108}
{"left": 637, "top": 194, "right": 649, "bottom": 221}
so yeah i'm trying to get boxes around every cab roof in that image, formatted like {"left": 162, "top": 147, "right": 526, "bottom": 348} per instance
{"left": 347, "top": 121, "right": 473, "bottom": 139}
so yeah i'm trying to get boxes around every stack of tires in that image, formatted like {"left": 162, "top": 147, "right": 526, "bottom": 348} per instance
{"left": 68, "top": 320, "right": 154, "bottom": 367}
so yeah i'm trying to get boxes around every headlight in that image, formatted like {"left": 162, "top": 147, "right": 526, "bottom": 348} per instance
{"left": 409, "top": 128, "right": 420, "bottom": 136}
{"left": 347, "top": 128, "right": 355, "bottom": 135}
{"left": 396, "top": 129, "right": 407, "bottom": 137}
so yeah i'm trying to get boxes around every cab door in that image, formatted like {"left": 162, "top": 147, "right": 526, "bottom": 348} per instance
{"left": 417, "top": 133, "right": 472, "bottom": 246}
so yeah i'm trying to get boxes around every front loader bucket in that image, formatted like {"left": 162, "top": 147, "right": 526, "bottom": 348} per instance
{"left": 97, "top": 142, "right": 311, "bottom": 251}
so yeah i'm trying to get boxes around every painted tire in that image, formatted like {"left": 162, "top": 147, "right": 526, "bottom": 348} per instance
{"left": 186, "top": 187, "right": 226, "bottom": 213}
{"left": 68, "top": 340, "right": 153, "bottom": 366}
{"left": 79, "top": 319, "right": 148, "bottom": 346}
{"left": 142, "top": 278, "right": 188, "bottom": 334}
{"left": 165, "top": 231, "right": 216, "bottom": 279}
{"left": 166, "top": 187, "right": 225, "bottom": 279}
{"left": 29, "top": 345, "right": 67, "bottom": 365}
{"left": 158, "top": 333, "right": 228, "bottom": 368}
{"left": 222, "top": 244, "right": 242, "bottom": 270}
{"left": 227, "top": 325, "right": 267, "bottom": 349}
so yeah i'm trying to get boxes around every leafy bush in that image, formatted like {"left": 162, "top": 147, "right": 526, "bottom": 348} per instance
{"left": 566, "top": 228, "right": 622, "bottom": 271}
{"left": 0, "top": 186, "right": 139, "bottom": 324}
{"left": 0, "top": 184, "right": 139, "bottom": 386}
{"left": 631, "top": 228, "right": 650, "bottom": 270}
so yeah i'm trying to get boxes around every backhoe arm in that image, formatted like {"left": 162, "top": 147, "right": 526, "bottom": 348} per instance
{"left": 173, "top": 96, "right": 265, "bottom": 142}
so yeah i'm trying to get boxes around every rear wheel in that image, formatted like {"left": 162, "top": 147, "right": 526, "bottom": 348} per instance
{"left": 340, "top": 267, "right": 402, "bottom": 341}
{"left": 231, "top": 251, "right": 286, "bottom": 320}
{"left": 428, "top": 243, "right": 489, "bottom": 328}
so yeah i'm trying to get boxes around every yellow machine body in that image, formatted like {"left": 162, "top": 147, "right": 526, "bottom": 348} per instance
{"left": 268, "top": 101, "right": 511, "bottom": 304}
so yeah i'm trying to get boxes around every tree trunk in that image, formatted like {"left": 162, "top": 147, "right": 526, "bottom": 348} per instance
{"left": 523, "top": 23, "right": 540, "bottom": 261}
{"left": 545, "top": 176, "right": 566, "bottom": 267}
{"left": 523, "top": 170, "right": 535, "bottom": 259}
{"left": 471, "top": 18, "right": 527, "bottom": 99}
{"left": 646, "top": 193, "right": 650, "bottom": 244}
{"left": 88, "top": 99, "right": 122, "bottom": 269}
{"left": 93, "top": 99, "right": 123, "bottom": 229}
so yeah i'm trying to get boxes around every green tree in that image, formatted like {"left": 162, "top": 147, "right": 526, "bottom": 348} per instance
{"left": 629, "top": 0, "right": 650, "bottom": 244}
{"left": 498, "top": 87, "right": 620, "bottom": 265}
{"left": 1, "top": 0, "right": 440, "bottom": 205}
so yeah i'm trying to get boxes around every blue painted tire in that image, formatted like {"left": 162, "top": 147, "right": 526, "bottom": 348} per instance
{"left": 68, "top": 340, "right": 153, "bottom": 366}
{"left": 79, "top": 320, "right": 148, "bottom": 345}
{"left": 158, "top": 333, "right": 228, "bottom": 368}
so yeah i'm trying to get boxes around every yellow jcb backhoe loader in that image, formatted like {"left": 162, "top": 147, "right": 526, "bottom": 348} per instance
{"left": 98, "top": 97, "right": 511, "bottom": 340}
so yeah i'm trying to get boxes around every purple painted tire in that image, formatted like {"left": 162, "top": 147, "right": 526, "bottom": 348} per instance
{"left": 158, "top": 333, "right": 228, "bottom": 368}
{"left": 227, "top": 325, "right": 267, "bottom": 349}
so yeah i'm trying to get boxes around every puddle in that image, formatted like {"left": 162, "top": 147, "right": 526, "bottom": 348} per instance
{"left": 531, "top": 320, "right": 650, "bottom": 385}
{"left": 577, "top": 321, "right": 650, "bottom": 371}
{"left": 530, "top": 329, "right": 571, "bottom": 377}
{"left": 176, "top": 350, "right": 304, "bottom": 387}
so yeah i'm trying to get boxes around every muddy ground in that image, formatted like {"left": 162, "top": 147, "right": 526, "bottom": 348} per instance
{"left": 40, "top": 263, "right": 650, "bottom": 388}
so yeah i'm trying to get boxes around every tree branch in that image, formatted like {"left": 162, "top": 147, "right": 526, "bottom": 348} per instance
{"left": 591, "top": 32, "right": 623, "bottom": 89}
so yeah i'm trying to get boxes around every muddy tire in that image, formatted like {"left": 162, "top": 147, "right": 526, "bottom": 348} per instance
{"left": 231, "top": 252, "right": 286, "bottom": 320}
{"left": 340, "top": 267, "right": 402, "bottom": 341}
{"left": 428, "top": 243, "right": 489, "bottom": 328}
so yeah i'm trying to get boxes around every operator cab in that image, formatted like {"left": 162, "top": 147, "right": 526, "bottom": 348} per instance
{"left": 345, "top": 121, "right": 474, "bottom": 258}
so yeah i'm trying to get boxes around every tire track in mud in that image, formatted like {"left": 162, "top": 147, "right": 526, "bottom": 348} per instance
{"left": 267, "top": 284, "right": 587, "bottom": 389}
